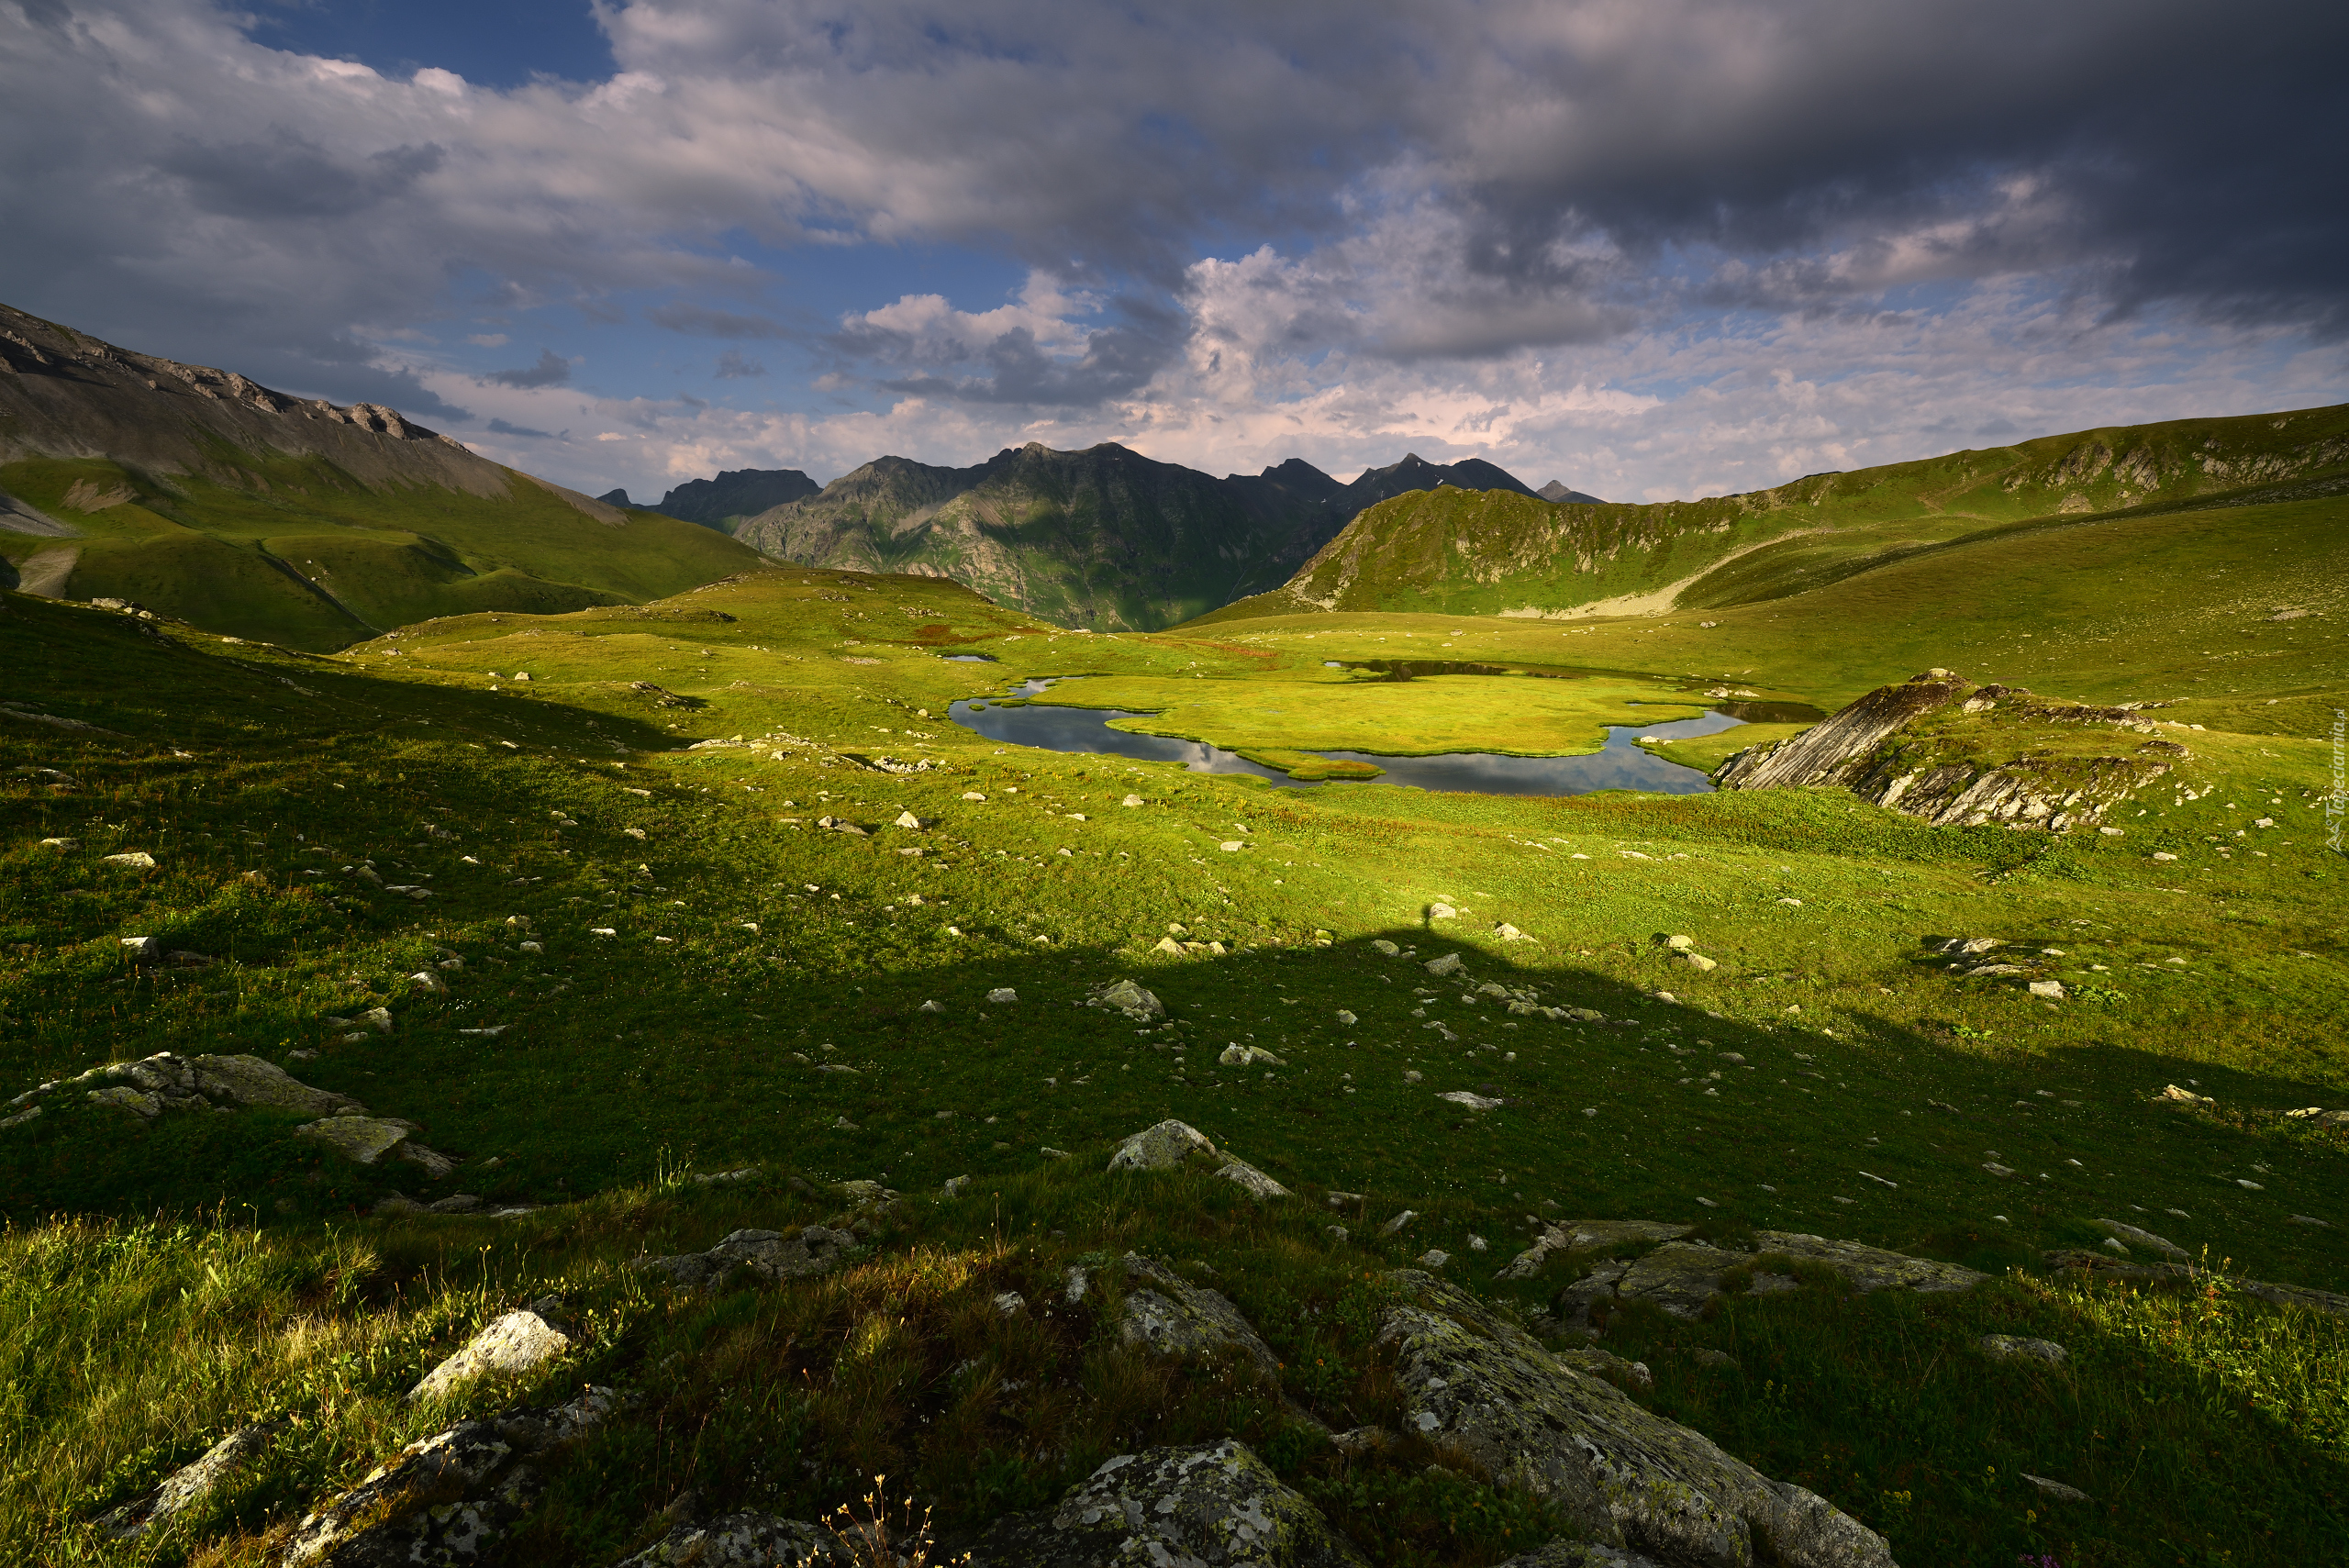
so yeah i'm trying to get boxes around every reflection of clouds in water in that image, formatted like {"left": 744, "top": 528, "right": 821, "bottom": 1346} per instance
{"left": 948, "top": 697, "right": 1733, "bottom": 797}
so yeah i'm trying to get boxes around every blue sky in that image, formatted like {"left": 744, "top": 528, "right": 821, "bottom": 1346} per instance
{"left": 4, "top": 0, "right": 2343, "bottom": 506}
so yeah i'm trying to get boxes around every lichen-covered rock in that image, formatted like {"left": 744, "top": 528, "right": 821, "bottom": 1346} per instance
{"left": 274, "top": 1385, "right": 618, "bottom": 1566}
{"left": 1751, "top": 1233, "right": 1986, "bottom": 1296}
{"left": 1378, "top": 1271, "right": 1895, "bottom": 1568}
{"left": 973, "top": 1440, "right": 1366, "bottom": 1567}
{"left": 295, "top": 1116, "right": 419, "bottom": 1165}
{"left": 1498, "top": 1221, "right": 1691, "bottom": 1281}
{"left": 1118, "top": 1254, "right": 1283, "bottom": 1380}
{"left": 63, "top": 1051, "right": 366, "bottom": 1120}
{"left": 410, "top": 1307, "right": 573, "bottom": 1402}
{"left": 1493, "top": 1542, "right": 1668, "bottom": 1567}
{"left": 100, "top": 1418, "right": 284, "bottom": 1539}
{"left": 634, "top": 1226, "right": 857, "bottom": 1290}
{"left": 1108, "top": 1118, "right": 1219, "bottom": 1173}
{"left": 615, "top": 1512, "right": 852, "bottom": 1567}
{"left": 1091, "top": 979, "right": 1165, "bottom": 1019}
{"left": 1615, "top": 1244, "right": 1747, "bottom": 1319}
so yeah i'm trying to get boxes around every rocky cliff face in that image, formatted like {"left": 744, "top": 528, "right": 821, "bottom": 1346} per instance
{"left": 654, "top": 468, "right": 821, "bottom": 529}
{"left": 1714, "top": 669, "right": 2187, "bottom": 830}
{"left": 0, "top": 302, "right": 533, "bottom": 504}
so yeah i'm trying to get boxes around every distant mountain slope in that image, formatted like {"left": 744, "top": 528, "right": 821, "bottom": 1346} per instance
{"left": 654, "top": 468, "right": 820, "bottom": 530}
{"left": 1193, "top": 405, "right": 2349, "bottom": 625}
{"left": 730, "top": 443, "right": 1539, "bottom": 630}
{"left": 1538, "top": 479, "right": 1606, "bottom": 503}
{"left": 0, "top": 302, "right": 768, "bottom": 649}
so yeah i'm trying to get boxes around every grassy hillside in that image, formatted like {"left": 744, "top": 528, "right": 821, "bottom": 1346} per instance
{"left": 1199, "top": 404, "right": 2349, "bottom": 624}
{"left": 0, "top": 453, "right": 771, "bottom": 651}
{"left": 0, "top": 299, "right": 774, "bottom": 650}
{"left": 2, "top": 549, "right": 2343, "bottom": 1563}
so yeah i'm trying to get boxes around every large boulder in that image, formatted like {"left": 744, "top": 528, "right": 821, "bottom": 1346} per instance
{"left": 972, "top": 1440, "right": 1366, "bottom": 1567}
{"left": 1377, "top": 1271, "right": 1895, "bottom": 1568}
{"left": 1117, "top": 1253, "right": 1284, "bottom": 1381}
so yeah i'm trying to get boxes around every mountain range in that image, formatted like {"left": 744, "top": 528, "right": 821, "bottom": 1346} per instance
{"left": 0, "top": 302, "right": 766, "bottom": 650}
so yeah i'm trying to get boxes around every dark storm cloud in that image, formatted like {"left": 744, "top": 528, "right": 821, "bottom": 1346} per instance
{"left": 478, "top": 350, "right": 572, "bottom": 389}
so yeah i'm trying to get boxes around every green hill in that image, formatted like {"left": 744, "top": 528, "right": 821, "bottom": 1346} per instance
{"left": 1196, "top": 404, "right": 2349, "bottom": 625}
{"left": 0, "top": 302, "right": 773, "bottom": 650}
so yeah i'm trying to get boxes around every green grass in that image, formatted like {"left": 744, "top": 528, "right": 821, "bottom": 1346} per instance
{"left": 1, "top": 549, "right": 2344, "bottom": 1565}
{"left": 0, "top": 452, "right": 769, "bottom": 651}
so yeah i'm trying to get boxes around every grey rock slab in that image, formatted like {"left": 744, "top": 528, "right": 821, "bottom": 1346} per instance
{"left": 616, "top": 1513, "right": 851, "bottom": 1567}
{"left": 2021, "top": 1473, "right": 2089, "bottom": 1504}
{"left": 1615, "top": 1243, "right": 1749, "bottom": 1320}
{"left": 2094, "top": 1218, "right": 2188, "bottom": 1261}
{"left": 1499, "top": 1221, "right": 1692, "bottom": 1283}
{"left": 193, "top": 1054, "right": 365, "bottom": 1117}
{"left": 101, "top": 1418, "right": 284, "bottom": 1539}
{"left": 1753, "top": 1233, "right": 1987, "bottom": 1295}
{"left": 275, "top": 1385, "right": 618, "bottom": 1568}
{"left": 1378, "top": 1271, "right": 1895, "bottom": 1568}
{"left": 972, "top": 1440, "right": 1366, "bottom": 1568}
{"left": 88, "top": 1085, "right": 162, "bottom": 1118}
{"left": 295, "top": 1117, "right": 419, "bottom": 1166}
{"left": 411, "top": 1309, "right": 573, "bottom": 1403}
{"left": 634, "top": 1226, "right": 857, "bottom": 1291}
{"left": 1218, "top": 1157, "right": 1292, "bottom": 1201}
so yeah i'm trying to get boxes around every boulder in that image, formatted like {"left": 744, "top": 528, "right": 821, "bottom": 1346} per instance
{"left": 617, "top": 1513, "right": 852, "bottom": 1567}
{"left": 1219, "top": 1044, "right": 1286, "bottom": 1067}
{"left": 634, "top": 1226, "right": 857, "bottom": 1291}
{"left": 1092, "top": 979, "right": 1165, "bottom": 1019}
{"left": 1439, "top": 1091, "right": 1504, "bottom": 1112}
{"left": 1615, "top": 1242, "right": 1748, "bottom": 1319}
{"left": 1378, "top": 1272, "right": 1895, "bottom": 1567}
{"left": 1425, "top": 953, "right": 1464, "bottom": 977}
{"left": 2094, "top": 1218, "right": 2188, "bottom": 1261}
{"left": 273, "top": 1385, "right": 617, "bottom": 1567}
{"left": 100, "top": 1419, "right": 284, "bottom": 1540}
{"left": 295, "top": 1116, "right": 421, "bottom": 1166}
{"left": 973, "top": 1440, "right": 1365, "bottom": 1567}
{"left": 1371, "top": 940, "right": 1400, "bottom": 956}
{"left": 1217, "top": 1158, "right": 1293, "bottom": 1200}
{"left": 1117, "top": 1254, "right": 1283, "bottom": 1382}
{"left": 987, "top": 987, "right": 1019, "bottom": 1003}
{"left": 1108, "top": 1120, "right": 1215, "bottom": 1172}
{"left": 410, "top": 1307, "right": 574, "bottom": 1402}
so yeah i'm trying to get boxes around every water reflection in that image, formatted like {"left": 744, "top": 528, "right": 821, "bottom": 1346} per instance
{"left": 948, "top": 697, "right": 1742, "bottom": 795}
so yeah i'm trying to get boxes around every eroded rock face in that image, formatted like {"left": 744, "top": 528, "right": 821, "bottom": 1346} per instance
{"left": 274, "top": 1385, "right": 617, "bottom": 1567}
{"left": 616, "top": 1512, "right": 851, "bottom": 1567}
{"left": 1715, "top": 670, "right": 2177, "bottom": 830}
{"left": 1378, "top": 1271, "right": 1895, "bottom": 1568}
{"left": 973, "top": 1440, "right": 1367, "bottom": 1567}
{"left": 633, "top": 1226, "right": 857, "bottom": 1290}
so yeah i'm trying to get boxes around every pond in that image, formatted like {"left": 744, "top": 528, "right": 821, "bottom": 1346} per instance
{"left": 946, "top": 688, "right": 1753, "bottom": 795}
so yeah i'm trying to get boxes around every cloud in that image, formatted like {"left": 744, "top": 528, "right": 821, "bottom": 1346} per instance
{"left": 649, "top": 304, "right": 793, "bottom": 339}
{"left": 467, "top": 333, "right": 509, "bottom": 347}
{"left": 478, "top": 350, "right": 572, "bottom": 389}
{"left": 485, "top": 417, "right": 556, "bottom": 438}
{"left": 713, "top": 349, "right": 766, "bottom": 378}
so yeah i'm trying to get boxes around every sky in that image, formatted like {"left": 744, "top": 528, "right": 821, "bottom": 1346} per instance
{"left": 4, "top": 0, "right": 2344, "bottom": 506}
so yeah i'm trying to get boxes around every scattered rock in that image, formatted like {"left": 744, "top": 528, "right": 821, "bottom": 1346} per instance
{"left": 1495, "top": 922, "right": 1531, "bottom": 942}
{"left": 1219, "top": 1043, "right": 1286, "bottom": 1067}
{"left": 1980, "top": 1335, "right": 2067, "bottom": 1365}
{"left": 986, "top": 987, "right": 1019, "bottom": 1003}
{"left": 1371, "top": 940, "right": 1400, "bottom": 956}
{"left": 2156, "top": 1084, "right": 2214, "bottom": 1106}
{"left": 893, "top": 811, "right": 922, "bottom": 828}
{"left": 100, "top": 1419, "right": 284, "bottom": 1540}
{"left": 1109, "top": 1118, "right": 1219, "bottom": 1173}
{"left": 102, "top": 851, "right": 156, "bottom": 870}
{"left": 1670, "top": 952, "right": 1718, "bottom": 973}
{"left": 1663, "top": 935, "right": 1694, "bottom": 951}
{"left": 411, "top": 1307, "right": 573, "bottom": 1402}
{"left": 274, "top": 1385, "right": 618, "bottom": 1568}
{"left": 1424, "top": 952, "right": 1464, "bottom": 977}
{"left": 974, "top": 1440, "right": 1364, "bottom": 1568}
{"left": 1429, "top": 903, "right": 1457, "bottom": 918}
{"left": 1379, "top": 1209, "right": 1417, "bottom": 1236}
{"left": 408, "top": 970, "right": 450, "bottom": 995}
{"left": 1379, "top": 1270, "right": 1896, "bottom": 1566}
{"left": 1438, "top": 1091, "right": 1503, "bottom": 1111}
{"left": 1335, "top": 1009, "right": 1357, "bottom": 1025}
{"left": 1118, "top": 1254, "right": 1286, "bottom": 1384}
{"left": 634, "top": 1226, "right": 858, "bottom": 1291}
{"left": 1417, "top": 1250, "right": 1452, "bottom": 1268}
{"left": 2029, "top": 980, "right": 2065, "bottom": 1000}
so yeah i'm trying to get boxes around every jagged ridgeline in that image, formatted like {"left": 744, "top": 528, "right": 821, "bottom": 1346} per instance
{"left": 0, "top": 303, "right": 767, "bottom": 651}
{"left": 1197, "top": 405, "right": 2349, "bottom": 624}
{"left": 732, "top": 446, "right": 1545, "bottom": 632}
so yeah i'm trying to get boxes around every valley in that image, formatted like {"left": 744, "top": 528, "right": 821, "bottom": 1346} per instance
{"left": 1, "top": 316, "right": 2343, "bottom": 1565}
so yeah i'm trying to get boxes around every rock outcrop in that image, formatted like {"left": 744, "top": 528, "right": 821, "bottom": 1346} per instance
{"left": 632, "top": 1226, "right": 858, "bottom": 1291}
{"left": 1379, "top": 1272, "right": 1896, "bottom": 1567}
{"left": 410, "top": 1304, "right": 574, "bottom": 1403}
{"left": 617, "top": 1512, "right": 852, "bottom": 1567}
{"left": 1714, "top": 670, "right": 2182, "bottom": 830}
{"left": 973, "top": 1440, "right": 1367, "bottom": 1567}
{"left": 273, "top": 1385, "right": 618, "bottom": 1567}
{"left": 1502, "top": 1220, "right": 1985, "bottom": 1324}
